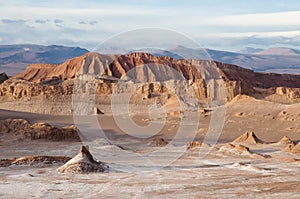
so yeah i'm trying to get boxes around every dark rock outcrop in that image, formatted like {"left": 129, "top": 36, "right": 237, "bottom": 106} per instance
{"left": 0, "top": 72, "right": 8, "bottom": 84}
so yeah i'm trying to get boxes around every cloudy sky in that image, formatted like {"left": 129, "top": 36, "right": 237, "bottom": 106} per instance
{"left": 1, "top": 0, "right": 300, "bottom": 51}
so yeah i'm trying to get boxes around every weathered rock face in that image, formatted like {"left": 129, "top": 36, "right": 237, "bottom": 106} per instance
{"left": 14, "top": 52, "right": 204, "bottom": 83}
{"left": 0, "top": 119, "right": 79, "bottom": 141}
{"left": 275, "top": 87, "right": 300, "bottom": 99}
{"left": 13, "top": 52, "right": 300, "bottom": 99}
{"left": 215, "top": 61, "right": 300, "bottom": 100}
{"left": 0, "top": 119, "right": 31, "bottom": 134}
{"left": 0, "top": 78, "right": 74, "bottom": 100}
{"left": 13, "top": 53, "right": 113, "bottom": 83}
{"left": 14, "top": 64, "right": 59, "bottom": 82}
{"left": 0, "top": 78, "right": 74, "bottom": 114}
{"left": 2, "top": 52, "right": 300, "bottom": 115}
{"left": 216, "top": 61, "right": 300, "bottom": 89}
{"left": 57, "top": 146, "right": 108, "bottom": 173}
{"left": 0, "top": 72, "right": 8, "bottom": 84}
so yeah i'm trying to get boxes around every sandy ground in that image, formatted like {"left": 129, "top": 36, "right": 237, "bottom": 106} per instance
{"left": 1, "top": 97, "right": 300, "bottom": 198}
{"left": 1, "top": 141, "right": 300, "bottom": 198}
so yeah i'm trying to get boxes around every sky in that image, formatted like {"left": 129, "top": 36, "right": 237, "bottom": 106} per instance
{"left": 1, "top": 0, "right": 300, "bottom": 52}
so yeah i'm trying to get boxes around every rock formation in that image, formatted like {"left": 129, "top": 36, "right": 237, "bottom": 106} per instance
{"left": 232, "top": 131, "right": 265, "bottom": 145}
{"left": 0, "top": 72, "right": 8, "bottom": 84}
{"left": 283, "top": 142, "right": 300, "bottom": 154}
{"left": 187, "top": 141, "right": 202, "bottom": 150}
{"left": 215, "top": 61, "right": 300, "bottom": 89}
{"left": 1, "top": 52, "right": 300, "bottom": 115}
{"left": 13, "top": 52, "right": 300, "bottom": 98}
{"left": 149, "top": 137, "right": 168, "bottom": 146}
{"left": 283, "top": 143, "right": 295, "bottom": 152}
{"left": 220, "top": 143, "right": 250, "bottom": 154}
{"left": 219, "top": 143, "right": 269, "bottom": 158}
{"left": 0, "top": 119, "right": 79, "bottom": 141}
{"left": 0, "top": 156, "right": 71, "bottom": 167}
{"left": 187, "top": 141, "right": 210, "bottom": 150}
{"left": 0, "top": 78, "right": 74, "bottom": 99}
{"left": 278, "top": 136, "right": 294, "bottom": 145}
{"left": 93, "top": 107, "right": 104, "bottom": 115}
{"left": 57, "top": 146, "right": 108, "bottom": 173}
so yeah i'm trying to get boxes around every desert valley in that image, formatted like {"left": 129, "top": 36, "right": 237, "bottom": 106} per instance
{"left": 0, "top": 46, "right": 300, "bottom": 198}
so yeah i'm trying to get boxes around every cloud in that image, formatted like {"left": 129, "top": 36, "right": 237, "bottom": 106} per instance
{"left": 0, "top": 6, "right": 157, "bottom": 19}
{"left": 89, "top": 21, "right": 97, "bottom": 25}
{"left": 204, "top": 11, "right": 300, "bottom": 27}
{"left": 1, "top": 19, "right": 26, "bottom": 24}
{"left": 196, "top": 34, "right": 300, "bottom": 51}
{"left": 78, "top": 20, "right": 98, "bottom": 25}
{"left": 0, "top": 22, "right": 113, "bottom": 50}
{"left": 206, "top": 30, "right": 300, "bottom": 38}
{"left": 1, "top": 3, "right": 300, "bottom": 52}
{"left": 53, "top": 19, "right": 64, "bottom": 28}
{"left": 26, "top": 25, "right": 35, "bottom": 29}
{"left": 35, "top": 19, "right": 50, "bottom": 24}
{"left": 54, "top": 19, "right": 63, "bottom": 24}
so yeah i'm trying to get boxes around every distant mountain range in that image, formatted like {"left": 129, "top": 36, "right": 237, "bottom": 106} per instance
{"left": 0, "top": 44, "right": 88, "bottom": 76}
{"left": 159, "top": 46, "right": 300, "bottom": 74}
{"left": 238, "top": 47, "right": 264, "bottom": 54}
{"left": 133, "top": 46, "right": 300, "bottom": 74}
{"left": 1, "top": 44, "right": 300, "bottom": 76}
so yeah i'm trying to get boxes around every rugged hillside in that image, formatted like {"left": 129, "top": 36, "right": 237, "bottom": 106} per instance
{"left": 14, "top": 52, "right": 204, "bottom": 83}
{"left": 1, "top": 52, "right": 300, "bottom": 114}
{"left": 215, "top": 62, "right": 300, "bottom": 88}
{"left": 11, "top": 52, "right": 300, "bottom": 99}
